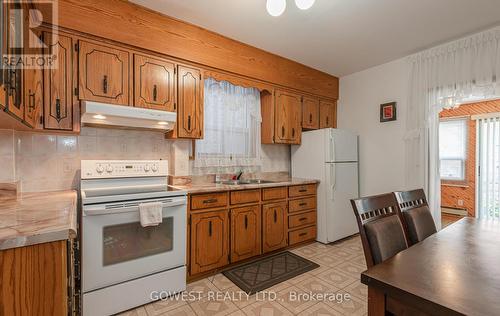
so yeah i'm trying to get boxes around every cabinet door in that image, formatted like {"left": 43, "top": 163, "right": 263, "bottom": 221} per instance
{"left": 320, "top": 100, "right": 336, "bottom": 129}
{"left": 275, "top": 90, "right": 301, "bottom": 144}
{"left": 302, "top": 96, "right": 319, "bottom": 130}
{"left": 43, "top": 32, "right": 73, "bottom": 130}
{"left": 262, "top": 202, "right": 288, "bottom": 253}
{"left": 134, "top": 54, "right": 176, "bottom": 111}
{"left": 230, "top": 205, "right": 261, "bottom": 263}
{"left": 23, "top": 29, "right": 43, "bottom": 129}
{"left": 4, "top": 1, "right": 23, "bottom": 121}
{"left": 78, "top": 40, "right": 129, "bottom": 105}
{"left": 177, "top": 65, "right": 203, "bottom": 138}
{"left": 190, "top": 210, "right": 229, "bottom": 275}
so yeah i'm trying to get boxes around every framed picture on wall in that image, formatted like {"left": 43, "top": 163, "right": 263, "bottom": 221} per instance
{"left": 380, "top": 102, "right": 397, "bottom": 122}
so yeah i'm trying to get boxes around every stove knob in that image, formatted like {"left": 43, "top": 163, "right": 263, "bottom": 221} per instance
{"left": 96, "top": 165, "right": 104, "bottom": 174}
{"left": 152, "top": 164, "right": 158, "bottom": 172}
{"left": 106, "top": 165, "right": 113, "bottom": 173}
{"left": 144, "top": 165, "right": 150, "bottom": 172}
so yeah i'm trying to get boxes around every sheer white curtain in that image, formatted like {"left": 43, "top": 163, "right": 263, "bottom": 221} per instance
{"left": 195, "top": 78, "right": 262, "bottom": 169}
{"left": 406, "top": 26, "right": 500, "bottom": 227}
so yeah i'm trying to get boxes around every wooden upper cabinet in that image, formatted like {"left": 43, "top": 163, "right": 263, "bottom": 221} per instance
{"left": 230, "top": 205, "right": 261, "bottom": 262}
{"left": 302, "top": 96, "right": 320, "bottom": 130}
{"left": 320, "top": 100, "right": 336, "bottom": 129}
{"left": 43, "top": 32, "right": 74, "bottom": 130}
{"left": 190, "top": 210, "right": 229, "bottom": 275}
{"left": 177, "top": 65, "right": 203, "bottom": 138}
{"left": 78, "top": 40, "right": 129, "bottom": 105}
{"left": 274, "top": 90, "right": 301, "bottom": 144}
{"left": 134, "top": 54, "right": 176, "bottom": 111}
{"left": 262, "top": 202, "right": 288, "bottom": 253}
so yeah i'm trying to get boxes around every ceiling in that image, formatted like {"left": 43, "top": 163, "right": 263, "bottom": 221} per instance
{"left": 130, "top": 0, "right": 500, "bottom": 77}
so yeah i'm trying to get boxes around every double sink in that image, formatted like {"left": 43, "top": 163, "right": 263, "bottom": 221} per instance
{"left": 216, "top": 179, "right": 276, "bottom": 186}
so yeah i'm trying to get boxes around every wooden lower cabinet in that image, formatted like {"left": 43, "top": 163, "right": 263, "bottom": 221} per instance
{"left": 230, "top": 205, "right": 261, "bottom": 262}
{"left": 262, "top": 202, "right": 288, "bottom": 253}
{"left": 190, "top": 210, "right": 229, "bottom": 275}
{"left": 0, "top": 240, "right": 71, "bottom": 316}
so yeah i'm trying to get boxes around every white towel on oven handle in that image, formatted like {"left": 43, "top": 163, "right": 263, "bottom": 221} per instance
{"left": 139, "top": 202, "right": 163, "bottom": 227}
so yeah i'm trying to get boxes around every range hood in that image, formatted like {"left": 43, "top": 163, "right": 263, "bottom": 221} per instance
{"left": 81, "top": 101, "right": 176, "bottom": 131}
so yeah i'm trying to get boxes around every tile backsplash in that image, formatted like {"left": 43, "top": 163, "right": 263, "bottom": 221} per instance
{"left": 0, "top": 128, "right": 290, "bottom": 192}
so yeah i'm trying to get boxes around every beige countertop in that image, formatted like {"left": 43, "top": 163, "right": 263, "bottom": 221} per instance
{"left": 0, "top": 190, "right": 78, "bottom": 251}
{"left": 172, "top": 178, "right": 319, "bottom": 194}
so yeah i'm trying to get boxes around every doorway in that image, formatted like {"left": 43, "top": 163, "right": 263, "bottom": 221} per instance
{"left": 439, "top": 99, "right": 500, "bottom": 225}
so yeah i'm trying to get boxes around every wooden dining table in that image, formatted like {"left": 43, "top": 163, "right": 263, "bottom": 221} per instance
{"left": 361, "top": 217, "right": 500, "bottom": 316}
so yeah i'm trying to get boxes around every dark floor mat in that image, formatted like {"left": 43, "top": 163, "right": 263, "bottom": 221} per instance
{"left": 222, "top": 251, "right": 319, "bottom": 294}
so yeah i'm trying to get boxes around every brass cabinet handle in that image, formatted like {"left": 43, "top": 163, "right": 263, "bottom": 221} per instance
{"left": 299, "top": 232, "right": 308, "bottom": 237}
{"left": 208, "top": 221, "right": 212, "bottom": 237}
{"left": 202, "top": 198, "right": 217, "bottom": 204}
{"left": 28, "top": 90, "right": 35, "bottom": 111}
{"left": 274, "top": 209, "right": 277, "bottom": 223}
{"left": 188, "top": 115, "right": 191, "bottom": 131}
{"left": 153, "top": 84, "right": 157, "bottom": 101}
{"left": 299, "top": 217, "right": 308, "bottom": 221}
{"left": 244, "top": 215, "right": 248, "bottom": 229}
{"left": 55, "top": 98, "right": 61, "bottom": 120}
{"left": 298, "top": 189, "right": 307, "bottom": 193}
{"left": 103, "top": 75, "right": 108, "bottom": 94}
{"left": 299, "top": 202, "right": 307, "bottom": 207}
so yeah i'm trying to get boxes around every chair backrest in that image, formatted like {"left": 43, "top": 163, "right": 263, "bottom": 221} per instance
{"left": 394, "top": 189, "right": 437, "bottom": 245}
{"left": 351, "top": 193, "right": 409, "bottom": 268}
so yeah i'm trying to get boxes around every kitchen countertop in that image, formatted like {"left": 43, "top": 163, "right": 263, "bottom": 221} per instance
{"left": 0, "top": 190, "right": 78, "bottom": 251}
{"left": 172, "top": 178, "right": 319, "bottom": 194}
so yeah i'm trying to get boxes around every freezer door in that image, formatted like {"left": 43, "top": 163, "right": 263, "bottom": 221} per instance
{"left": 325, "top": 129, "right": 358, "bottom": 163}
{"left": 325, "top": 162, "right": 359, "bottom": 242}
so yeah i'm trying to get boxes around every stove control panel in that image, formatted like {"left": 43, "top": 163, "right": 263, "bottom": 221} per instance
{"left": 81, "top": 160, "right": 168, "bottom": 179}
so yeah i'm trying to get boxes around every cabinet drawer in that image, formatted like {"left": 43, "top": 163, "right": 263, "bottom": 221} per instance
{"left": 289, "top": 226, "right": 317, "bottom": 245}
{"left": 289, "top": 184, "right": 316, "bottom": 197}
{"left": 289, "top": 211, "right": 317, "bottom": 229}
{"left": 262, "top": 187, "right": 287, "bottom": 201}
{"left": 191, "top": 193, "right": 228, "bottom": 210}
{"left": 230, "top": 189, "right": 260, "bottom": 205}
{"left": 289, "top": 197, "right": 317, "bottom": 213}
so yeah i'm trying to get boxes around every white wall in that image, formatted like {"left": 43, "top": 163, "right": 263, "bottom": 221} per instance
{"left": 338, "top": 58, "right": 410, "bottom": 196}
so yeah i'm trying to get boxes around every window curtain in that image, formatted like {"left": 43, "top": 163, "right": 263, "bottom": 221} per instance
{"left": 195, "top": 78, "right": 262, "bottom": 169}
{"left": 406, "top": 26, "right": 500, "bottom": 228}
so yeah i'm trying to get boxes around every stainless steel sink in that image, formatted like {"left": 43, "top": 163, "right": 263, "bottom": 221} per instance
{"left": 217, "top": 179, "right": 275, "bottom": 185}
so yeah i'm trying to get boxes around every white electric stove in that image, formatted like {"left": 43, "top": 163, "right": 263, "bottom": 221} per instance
{"left": 80, "top": 160, "right": 186, "bottom": 316}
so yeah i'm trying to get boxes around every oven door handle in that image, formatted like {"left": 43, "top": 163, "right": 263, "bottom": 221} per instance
{"left": 83, "top": 197, "right": 186, "bottom": 216}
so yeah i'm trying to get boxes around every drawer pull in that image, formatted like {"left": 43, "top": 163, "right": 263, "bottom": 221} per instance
{"left": 103, "top": 75, "right": 108, "bottom": 94}
{"left": 298, "top": 189, "right": 307, "bottom": 193}
{"left": 203, "top": 198, "right": 217, "bottom": 204}
{"left": 299, "top": 232, "right": 308, "bottom": 237}
{"left": 208, "top": 221, "right": 212, "bottom": 237}
{"left": 299, "top": 217, "right": 308, "bottom": 221}
{"left": 299, "top": 202, "right": 307, "bottom": 207}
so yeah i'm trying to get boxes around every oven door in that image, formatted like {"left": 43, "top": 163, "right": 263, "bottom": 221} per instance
{"left": 82, "top": 196, "right": 186, "bottom": 292}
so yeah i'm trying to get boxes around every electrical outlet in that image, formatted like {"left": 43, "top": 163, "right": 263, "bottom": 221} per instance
{"left": 458, "top": 199, "right": 464, "bottom": 206}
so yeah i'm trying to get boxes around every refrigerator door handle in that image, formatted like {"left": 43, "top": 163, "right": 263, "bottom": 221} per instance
{"left": 330, "top": 164, "right": 336, "bottom": 200}
{"left": 329, "top": 135, "right": 335, "bottom": 162}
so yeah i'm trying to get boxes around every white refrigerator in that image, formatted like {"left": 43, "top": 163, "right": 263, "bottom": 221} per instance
{"left": 291, "top": 128, "right": 359, "bottom": 244}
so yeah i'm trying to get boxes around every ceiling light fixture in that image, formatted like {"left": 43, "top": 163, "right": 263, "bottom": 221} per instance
{"left": 266, "top": 0, "right": 286, "bottom": 17}
{"left": 295, "top": 0, "right": 315, "bottom": 10}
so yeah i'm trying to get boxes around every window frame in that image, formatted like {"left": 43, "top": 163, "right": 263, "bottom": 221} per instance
{"left": 439, "top": 117, "right": 468, "bottom": 183}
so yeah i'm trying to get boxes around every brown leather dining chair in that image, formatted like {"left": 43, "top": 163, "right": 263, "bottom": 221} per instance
{"left": 394, "top": 189, "right": 437, "bottom": 246}
{"left": 351, "top": 193, "right": 409, "bottom": 268}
